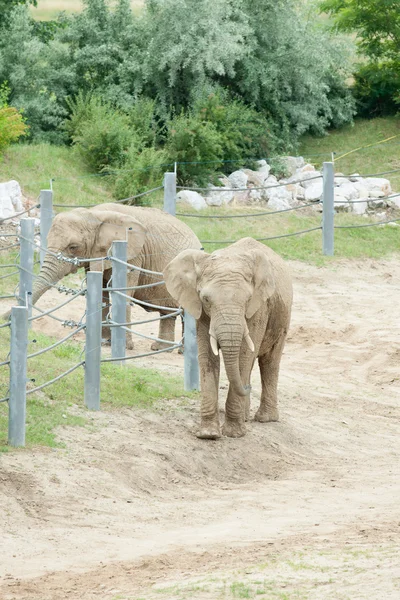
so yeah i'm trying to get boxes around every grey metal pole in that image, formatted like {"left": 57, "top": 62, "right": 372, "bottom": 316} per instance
{"left": 8, "top": 305, "right": 28, "bottom": 447}
{"left": 39, "top": 189, "right": 53, "bottom": 266}
{"left": 163, "top": 172, "right": 177, "bottom": 216}
{"left": 19, "top": 218, "right": 35, "bottom": 317}
{"left": 184, "top": 310, "right": 200, "bottom": 391}
{"left": 322, "top": 161, "right": 334, "bottom": 256}
{"left": 111, "top": 240, "right": 127, "bottom": 365}
{"left": 84, "top": 271, "right": 103, "bottom": 410}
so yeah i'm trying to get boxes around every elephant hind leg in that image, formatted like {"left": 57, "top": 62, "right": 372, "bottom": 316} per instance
{"left": 151, "top": 314, "right": 176, "bottom": 351}
{"left": 254, "top": 334, "right": 286, "bottom": 423}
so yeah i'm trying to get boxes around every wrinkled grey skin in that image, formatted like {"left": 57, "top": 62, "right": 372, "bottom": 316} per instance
{"left": 30, "top": 203, "right": 201, "bottom": 350}
{"left": 164, "top": 238, "right": 293, "bottom": 438}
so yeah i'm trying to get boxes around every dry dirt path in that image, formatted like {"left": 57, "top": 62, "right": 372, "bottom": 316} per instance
{"left": 1, "top": 258, "right": 400, "bottom": 599}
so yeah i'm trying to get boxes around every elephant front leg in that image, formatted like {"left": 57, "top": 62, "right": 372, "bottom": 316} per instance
{"left": 101, "top": 286, "right": 111, "bottom": 344}
{"left": 197, "top": 319, "right": 221, "bottom": 439}
{"left": 151, "top": 315, "right": 176, "bottom": 351}
{"left": 255, "top": 335, "right": 286, "bottom": 423}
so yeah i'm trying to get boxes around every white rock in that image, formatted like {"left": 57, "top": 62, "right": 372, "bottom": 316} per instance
{"left": 349, "top": 173, "right": 361, "bottom": 182}
{"left": 285, "top": 183, "right": 305, "bottom": 203}
{"left": 299, "top": 163, "right": 316, "bottom": 173}
{"left": 368, "top": 199, "right": 387, "bottom": 209}
{"left": 206, "top": 188, "right": 234, "bottom": 206}
{"left": 388, "top": 195, "right": 400, "bottom": 209}
{"left": 0, "top": 180, "right": 24, "bottom": 219}
{"left": 242, "top": 169, "right": 264, "bottom": 187}
{"left": 176, "top": 190, "right": 207, "bottom": 211}
{"left": 266, "top": 186, "right": 292, "bottom": 211}
{"left": 280, "top": 156, "right": 306, "bottom": 176}
{"left": 228, "top": 170, "right": 248, "bottom": 189}
{"left": 337, "top": 182, "right": 360, "bottom": 201}
{"left": 365, "top": 177, "right": 392, "bottom": 196}
{"left": 256, "top": 160, "right": 271, "bottom": 182}
{"left": 334, "top": 176, "right": 349, "bottom": 186}
{"left": 352, "top": 199, "right": 368, "bottom": 215}
{"left": 334, "top": 191, "right": 350, "bottom": 212}
{"left": 368, "top": 190, "right": 385, "bottom": 199}
{"left": 232, "top": 191, "right": 251, "bottom": 205}
{"left": 304, "top": 180, "right": 323, "bottom": 202}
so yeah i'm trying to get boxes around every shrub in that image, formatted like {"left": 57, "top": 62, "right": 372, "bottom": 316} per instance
{"left": 353, "top": 63, "right": 400, "bottom": 118}
{"left": 0, "top": 85, "right": 28, "bottom": 154}
{"left": 71, "top": 102, "right": 134, "bottom": 172}
{"left": 166, "top": 112, "right": 224, "bottom": 185}
{"left": 113, "top": 145, "right": 169, "bottom": 202}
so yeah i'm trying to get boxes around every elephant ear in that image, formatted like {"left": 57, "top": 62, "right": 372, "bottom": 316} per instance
{"left": 91, "top": 210, "right": 147, "bottom": 259}
{"left": 246, "top": 250, "right": 275, "bottom": 319}
{"left": 164, "top": 249, "right": 207, "bottom": 319}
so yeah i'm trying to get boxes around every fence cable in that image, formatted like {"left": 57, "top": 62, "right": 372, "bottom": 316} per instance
{"left": 201, "top": 226, "right": 322, "bottom": 245}
{"left": 177, "top": 174, "right": 322, "bottom": 193}
{"left": 176, "top": 200, "right": 321, "bottom": 219}
{"left": 27, "top": 325, "right": 86, "bottom": 359}
{"left": 26, "top": 361, "right": 85, "bottom": 396}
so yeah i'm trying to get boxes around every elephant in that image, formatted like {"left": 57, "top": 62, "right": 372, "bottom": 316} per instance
{"left": 163, "top": 237, "right": 293, "bottom": 438}
{"left": 30, "top": 203, "right": 201, "bottom": 350}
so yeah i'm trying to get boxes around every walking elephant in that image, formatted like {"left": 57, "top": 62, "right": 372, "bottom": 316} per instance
{"left": 30, "top": 203, "right": 201, "bottom": 350}
{"left": 163, "top": 237, "right": 293, "bottom": 438}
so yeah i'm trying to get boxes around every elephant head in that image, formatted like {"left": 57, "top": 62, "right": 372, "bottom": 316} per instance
{"left": 32, "top": 207, "right": 147, "bottom": 305}
{"left": 164, "top": 244, "right": 275, "bottom": 397}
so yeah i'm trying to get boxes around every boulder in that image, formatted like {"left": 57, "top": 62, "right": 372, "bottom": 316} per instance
{"left": 206, "top": 188, "right": 234, "bottom": 207}
{"left": 368, "top": 199, "right": 387, "bottom": 209}
{"left": 334, "top": 191, "right": 350, "bottom": 212}
{"left": 176, "top": 190, "right": 207, "bottom": 211}
{"left": 0, "top": 180, "right": 24, "bottom": 220}
{"left": 279, "top": 156, "right": 305, "bottom": 176}
{"left": 242, "top": 169, "right": 264, "bottom": 187}
{"left": 349, "top": 173, "right": 361, "bottom": 182}
{"left": 285, "top": 183, "right": 305, "bottom": 203}
{"left": 365, "top": 177, "right": 392, "bottom": 196}
{"left": 233, "top": 190, "right": 251, "bottom": 205}
{"left": 336, "top": 181, "right": 360, "bottom": 201}
{"left": 256, "top": 160, "right": 271, "bottom": 182}
{"left": 388, "top": 195, "right": 400, "bottom": 209}
{"left": 304, "top": 180, "right": 323, "bottom": 202}
{"left": 228, "top": 170, "right": 248, "bottom": 189}
{"left": 266, "top": 186, "right": 292, "bottom": 211}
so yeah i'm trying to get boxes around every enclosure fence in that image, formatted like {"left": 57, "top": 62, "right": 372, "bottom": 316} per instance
{"left": 1, "top": 161, "right": 400, "bottom": 446}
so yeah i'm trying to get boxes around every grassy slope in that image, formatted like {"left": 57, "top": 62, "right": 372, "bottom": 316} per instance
{"left": 299, "top": 116, "right": 400, "bottom": 180}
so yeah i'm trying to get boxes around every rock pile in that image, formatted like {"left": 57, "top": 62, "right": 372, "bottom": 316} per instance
{"left": 176, "top": 157, "right": 400, "bottom": 215}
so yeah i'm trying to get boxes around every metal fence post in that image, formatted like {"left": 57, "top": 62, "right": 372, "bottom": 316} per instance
{"left": 39, "top": 189, "right": 53, "bottom": 266}
{"left": 322, "top": 161, "right": 334, "bottom": 256}
{"left": 111, "top": 241, "right": 127, "bottom": 365}
{"left": 19, "top": 218, "right": 35, "bottom": 318}
{"left": 8, "top": 305, "right": 28, "bottom": 447}
{"left": 84, "top": 271, "right": 103, "bottom": 410}
{"left": 164, "top": 172, "right": 177, "bottom": 216}
{"left": 184, "top": 310, "right": 200, "bottom": 391}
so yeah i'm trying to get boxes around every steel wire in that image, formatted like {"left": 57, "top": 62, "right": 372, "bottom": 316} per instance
{"left": 26, "top": 361, "right": 85, "bottom": 395}
{"left": 176, "top": 200, "right": 321, "bottom": 219}
{"left": 201, "top": 226, "right": 322, "bottom": 245}
{"left": 27, "top": 325, "right": 86, "bottom": 359}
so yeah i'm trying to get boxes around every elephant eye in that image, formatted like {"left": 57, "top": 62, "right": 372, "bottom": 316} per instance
{"left": 69, "top": 244, "right": 79, "bottom": 252}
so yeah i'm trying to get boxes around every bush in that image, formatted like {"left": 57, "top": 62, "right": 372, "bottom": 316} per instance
{"left": 0, "top": 85, "right": 28, "bottom": 154}
{"left": 71, "top": 101, "right": 134, "bottom": 172}
{"left": 166, "top": 112, "right": 224, "bottom": 185}
{"left": 353, "top": 63, "right": 400, "bottom": 118}
{"left": 113, "top": 145, "right": 169, "bottom": 202}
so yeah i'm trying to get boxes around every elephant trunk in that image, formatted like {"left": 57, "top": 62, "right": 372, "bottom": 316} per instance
{"left": 212, "top": 313, "right": 251, "bottom": 397}
{"left": 31, "top": 254, "right": 73, "bottom": 305}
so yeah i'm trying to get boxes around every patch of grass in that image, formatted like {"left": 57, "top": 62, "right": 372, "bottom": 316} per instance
{"left": 0, "top": 328, "right": 196, "bottom": 451}
{"left": 231, "top": 582, "right": 253, "bottom": 598}
{"left": 31, "top": 0, "right": 144, "bottom": 21}
{"left": 299, "top": 116, "right": 400, "bottom": 179}
{"left": 183, "top": 207, "right": 400, "bottom": 264}
{"left": 0, "top": 143, "right": 114, "bottom": 208}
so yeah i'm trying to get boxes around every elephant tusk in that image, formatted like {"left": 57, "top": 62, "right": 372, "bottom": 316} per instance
{"left": 244, "top": 323, "right": 255, "bottom": 352}
{"left": 210, "top": 335, "right": 219, "bottom": 356}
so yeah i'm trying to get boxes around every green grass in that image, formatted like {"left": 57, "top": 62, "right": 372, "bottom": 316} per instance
{"left": 183, "top": 207, "right": 400, "bottom": 265}
{"left": 31, "top": 0, "right": 144, "bottom": 20}
{"left": 299, "top": 116, "right": 400, "bottom": 179}
{"left": 0, "top": 143, "right": 114, "bottom": 209}
{"left": 0, "top": 327, "right": 197, "bottom": 452}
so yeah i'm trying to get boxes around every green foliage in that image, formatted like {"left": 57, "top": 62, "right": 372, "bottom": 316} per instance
{"left": 320, "top": 0, "right": 400, "bottom": 115}
{"left": 0, "top": 84, "right": 28, "bottom": 154}
{"left": 0, "top": 0, "right": 36, "bottom": 26}
{"left": 71, "top": 101, "right": 134, "bottom": 171}
{"left": 113, "top": 145, "right": 169, "bottom": 200}
{"left": 166, "top": 111, "right": 224, "bottom": 185}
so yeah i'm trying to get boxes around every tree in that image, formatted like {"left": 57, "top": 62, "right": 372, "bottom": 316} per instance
{"left": 0, "top": 1, "right": 36, "bottom": 26}
{"left": 320, "top": 0, "right": 400, "bottom": 114}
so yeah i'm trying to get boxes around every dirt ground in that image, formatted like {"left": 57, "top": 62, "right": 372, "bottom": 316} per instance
{"left": 1, "top": 258, "right": 400, "bottom": 599}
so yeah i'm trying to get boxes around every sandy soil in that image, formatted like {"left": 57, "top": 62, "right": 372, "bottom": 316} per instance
{"left": 1, "top": 258, "right": 400, "bottom": 599}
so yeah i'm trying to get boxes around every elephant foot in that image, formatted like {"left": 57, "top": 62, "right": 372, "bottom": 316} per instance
{"left": 197, "top": 418, "right": 221, "bottom": 440}
{"left": 151, "top": 340, "right": 175, "bottom": 352}
{"left": 254, "top": 407, "right": 279, "bottom": 423}
{"left": 222, "top": 419, "right": 246, "bottom": 438}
